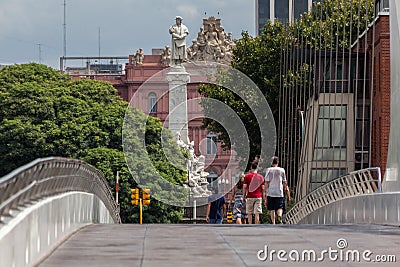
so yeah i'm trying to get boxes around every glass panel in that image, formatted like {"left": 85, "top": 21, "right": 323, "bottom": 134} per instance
{"left": 310, "top": 168, "right": 347, "bottom": 191}
{"left": 314, "top": 148, "right": 346, "bottom": 161}
{"left": 356, "top": 106, "right": 370, "bottom": 119}
{"left": 275, "top": 0, "right": 289, "bottom": 22}
{"left": 316, "top": 119, "right": 330, "bottom": 148}
{"left": 206, "top": 132, "right": 217, "bottom": 155}
{"left": 355, "top": 120, "right": 370, "bottom": 149}
{"left": 331, "top": 120, "right": 346, "bottom": 147}
{"left": 310, "top": 182, "right": 323, "bottom": 192}
{"left": 333, "top": 148, "right": 346, "bottom": 161}
{"left": 314, "top": 106, "right": 347, "bottom": 160}
{"left": 148, "top": 93, "right": 157, "bottom": 113}
{"left": 319, "top": 106, "right": 346, "bottom": 119}
{"left": 325, "top": 61, "right": 331, "bottom": 80}
{"left": 336, "top": 61, "right": 343, "bottom": 80}
{"left": 258, "top": 0, "right": 270, "bottom": 35}
{"left": 294, "top": 0, "right": 308, "bottom": 20}
{"left": 259, "top": 0, "right": 270, "bottom": 14}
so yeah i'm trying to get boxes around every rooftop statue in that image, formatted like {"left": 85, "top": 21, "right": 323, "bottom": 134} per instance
{"left": 169, "top": 16, "right": 189, "bottom": 66}
{"left": 186, "top": 16, "right": 234, "bottom": 64}
{"left": 161, "top": 45, "right": 172, "bottom": 66}
{"left": 133, "top": 48, "right": 144, "bottom": 65}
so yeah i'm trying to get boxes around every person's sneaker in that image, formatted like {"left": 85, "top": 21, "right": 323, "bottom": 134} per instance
{"left": 282, "top": 214, "right": 287, "bottom": 224}
{"left": 276, "top": 215, "right": 283, "bottom": 224}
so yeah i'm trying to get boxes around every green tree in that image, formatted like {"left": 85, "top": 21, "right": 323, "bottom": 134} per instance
{"left": 0, "top": 64, "right": 125, "bottom": 173}
{"left": 0, "top": 63, "right": 186, "bottom": 223}
{"left": 295, "top": 0, "right": 374, "bottom": 51}
{"left": 122, "top": 108, "right": 188, "bottom": 220}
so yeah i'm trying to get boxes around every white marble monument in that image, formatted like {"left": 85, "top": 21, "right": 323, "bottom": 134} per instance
{"left": 167, "top": 16, "right": 210, "bottom": 198}
{"left": 185, "top": 16, "right": 234, "bottom": 64}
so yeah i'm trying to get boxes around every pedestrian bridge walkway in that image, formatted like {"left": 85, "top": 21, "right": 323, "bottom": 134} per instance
{"left": 40, "top": 224, "right": 399, "bottom": 267}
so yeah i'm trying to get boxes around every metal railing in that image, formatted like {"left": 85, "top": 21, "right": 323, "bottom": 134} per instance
{"left": 286, "top": 167, "right": 381, "bottom": 224}
{"left": 0, "top": 157, "right": 121, "bottom": 223}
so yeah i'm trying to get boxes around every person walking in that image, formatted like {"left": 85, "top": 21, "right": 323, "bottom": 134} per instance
{"left": 228, "top": 174, "right": 247, "bottom": 224}
{"left": 264, "top": 156, "right": 288, "bottom": 224}
{"left": 206, "top": 187, "right": 226, "bottom": 224}
{"left": 243, "top": 162, "right": 265, "bottom": 224}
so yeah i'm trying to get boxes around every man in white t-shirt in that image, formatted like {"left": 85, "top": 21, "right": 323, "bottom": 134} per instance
{"left": 264, "top": 156, "right": 288, "bottom": 224}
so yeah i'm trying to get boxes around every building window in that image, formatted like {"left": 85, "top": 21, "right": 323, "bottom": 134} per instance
{"left": 275, "top": 0, "right": 289, "bottom": 23}
{"left": 257, "top": 0, "right": 270, "bottom": 35}
{"left": 355, "top": 106, "right": 370, "bottom": 150}
{"left": 294, "top": 0, "right": 308, "bottom": 20}
{"left": 323, "top": 59, "right": 346, "bottom": 93}
{"left": 206, "top": 132, "right": 218, "bottom": 155}
{"left": 313, "top": 105, "right": 347, "bottom": 161}
{"left": 375, "top": 0, "right": 389, "bottom": 15}
{"left": 207, "top": 169, "right": 219, "bottom": 190}
{"left": 310, "top": 168, "right": 347, "bottom": 192}
{"left": 148, "top": 92, "right": 157, "bottom": 113}
{"left": 355, "top": 105, "right": 370, "bottom": 170}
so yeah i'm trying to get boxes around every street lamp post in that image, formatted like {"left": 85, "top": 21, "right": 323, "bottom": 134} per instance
{"left": 221, "top": 178, "right": 226, "bottom": 193}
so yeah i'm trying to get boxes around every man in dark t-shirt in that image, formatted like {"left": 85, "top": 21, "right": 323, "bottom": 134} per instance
{"left": 206, "top": 188, "right": 226, "bottom": 224}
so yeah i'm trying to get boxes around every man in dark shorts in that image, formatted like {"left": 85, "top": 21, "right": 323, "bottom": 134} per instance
{"left": 264, "top": 156, "right": 288, "bottom": 224}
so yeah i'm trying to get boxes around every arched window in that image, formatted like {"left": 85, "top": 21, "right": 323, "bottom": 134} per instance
{"left": 148, "top": 92, "right": 157, "bottom": 113}
{"left": 206, "top": 132, "right": 217, "bottom": 155}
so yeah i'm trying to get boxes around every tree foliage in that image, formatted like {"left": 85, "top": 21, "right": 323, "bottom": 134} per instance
{"left": 0, "top": 63, "right": 186, "bottom": 223}
{"left": 0, "top": 63, "right": 125, "bottom": 173}
{"left": 295, "top": 0, "right": 374, "bottom": 51}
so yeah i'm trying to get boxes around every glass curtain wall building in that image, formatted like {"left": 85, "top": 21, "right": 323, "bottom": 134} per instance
{"left": 256, "top": 0, "right": 321, "bottom": 35}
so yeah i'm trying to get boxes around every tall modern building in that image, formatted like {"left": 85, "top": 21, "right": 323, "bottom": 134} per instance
{"left": 256, "top": 0, "right": 321, "bottom": 35}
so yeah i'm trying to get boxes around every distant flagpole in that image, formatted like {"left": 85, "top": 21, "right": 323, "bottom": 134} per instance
{"left": 63, "top": 0, "right": 67, "bottom": 57}
{"left": 62, "top": 0, "right": 67, "bottom": 71}
{"left": 98, "top": 27, "right": 101, "bottom": 60}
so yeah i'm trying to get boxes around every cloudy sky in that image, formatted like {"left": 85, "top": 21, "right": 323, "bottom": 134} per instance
{"left": 0, "top": 0, "right": 255, "bottom": 69}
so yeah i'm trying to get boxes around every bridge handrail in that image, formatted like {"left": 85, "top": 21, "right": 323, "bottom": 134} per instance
{"left": 0, "top": 157, "right": 121, "bottom": 223}
{"left": 286, "top": 167, "right": 381, "bottom": 224}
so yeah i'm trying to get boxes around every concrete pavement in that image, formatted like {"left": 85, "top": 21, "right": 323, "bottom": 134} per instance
{"left": 38, "top": 224, "right": 400, "bottom": 267}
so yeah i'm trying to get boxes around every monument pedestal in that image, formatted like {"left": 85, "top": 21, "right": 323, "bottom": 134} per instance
{"left": 166, "top": 66, "right": 190, "bottom": 141}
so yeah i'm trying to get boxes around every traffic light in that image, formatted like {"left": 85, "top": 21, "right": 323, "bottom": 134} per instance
{"left": 142, "top": 188, "right": 151, "bottom": 205}
{"left": 131, "top": 188, "right": 139, "bottom": 205}
{"left": 227, "top": 211, "right": 233, "bottom": 224}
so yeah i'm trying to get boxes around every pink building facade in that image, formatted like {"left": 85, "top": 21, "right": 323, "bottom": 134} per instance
{"left": 119, "top": 54, "right": 239, "bottom": 195}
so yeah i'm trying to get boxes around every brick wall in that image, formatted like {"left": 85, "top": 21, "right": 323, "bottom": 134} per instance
{"left": 370, "top": 15, "right": 391, "bottom": 179}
